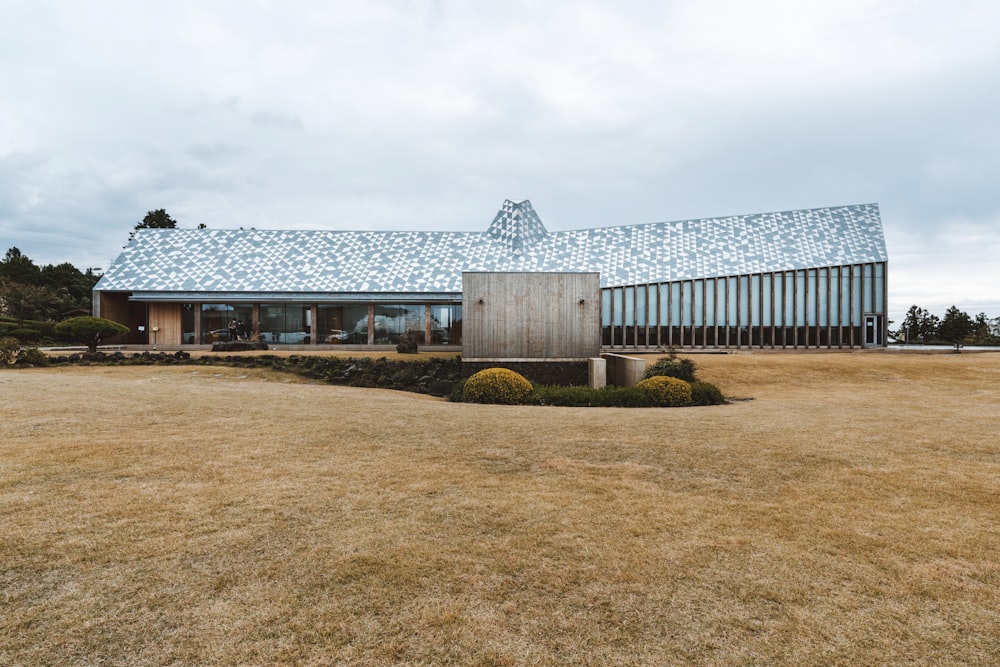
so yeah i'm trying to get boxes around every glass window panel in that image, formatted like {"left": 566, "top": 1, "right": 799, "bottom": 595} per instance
{"left": 258, "top": 304, "right": 308, "bottom": 344}
{"left": 853, "top": 265, "right": 863, "bottom": 321}
{"left": 658, "top": 284, "right": 669, "bottom": 327}
{"left": 863, "top": 264, "right": 873, "bottom": 312}
{"left": 368, "top": 304, "right": 425, "bottom": 344}
{"left": 772, "top": 275, "right": 783, "bottom": 326}
{"left": 601, "top": 289, "right": 611, "bottom": 326}
{"left": 728, "top": 277, "right": 738, "bottom": 324}
{"left": 318, "top": 305, "right": 347, "bottom": 344}
{"left": 806, "top": 270, "right": 817, "bottom": 326}
{"left": 795, "top": 271, "right": 806, "bottom": 326}
{"left": 875, "top": 263, "right": 885, "bottom": 312}
{"left": 705, "top": 280, "right": 715, "bottom": 326}
{"left": 841, "top": 269, "right": 852, "bottom": 325}
{"left": 828, "top": 268, "right": 840, "bottom": 326}
{"left": 682, "top": 281, "right": 693, "bottom": 326}
{"left": 259, "top": 304, "right": 284, "bottom": 343}
{"left": 182, "top": 303, "right": 195, "bottom": 345}
{"left": 670, "top": 283, "right": 681, "bottom": 325}
{"left": 761, "top": 274, "right": 771, "bottom": 326}
{"left": 692, "top": 280, "right": 703, "bottom": 327}
{"left": 613, "top": 287, "right": 624, "bottom": 326}
{"left": 429, "top": 305, "right": 461, "bottom": 344}
{"left": 636, "top": 285, "right": 647, "bottom": 327}
{"left": 716, "top": 278, "right": 726, "bottom": 327}
{"left": 201, "top": 303, "right": 233, "bottom": 343}
{"left": 344, "top": 304, "right": 370, "bottom": 344}
{"left": 737, "top": 276, "right": 747, "bottom": 327}
{"left": 625, "top": 286, "right": 635, "bottom": 326}
{"left": 784, "top": 272, "right": 794, "bottom": 324}
{"left": 818, "top": 269, "right": 828, "bottom": 327}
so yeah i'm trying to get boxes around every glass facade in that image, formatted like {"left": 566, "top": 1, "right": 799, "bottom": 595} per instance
{"left": 430, "top": 305, "right": 462, "bottom": 345}
{"left": 600, "top": 261, "right": 887, "bottom": 350}
{"left": 181, "top": 301, "right": 462, "bottom": 347}
{"left": 200, "top": 303, "right": 254, "bottom": 344}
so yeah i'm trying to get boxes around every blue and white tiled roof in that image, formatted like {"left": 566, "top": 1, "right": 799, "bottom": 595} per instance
{"left": 95, "top": 200, "right": 887, "bottom": 295}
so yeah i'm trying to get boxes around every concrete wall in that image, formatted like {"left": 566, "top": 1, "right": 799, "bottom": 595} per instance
{"left": 463, "top": 272, "right": 601, "bottom": 360}
{"left": 602, "top": 353, "right": 646, "bottom": 387}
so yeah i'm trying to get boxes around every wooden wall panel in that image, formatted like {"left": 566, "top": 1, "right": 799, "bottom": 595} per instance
{"left": 463, "top": 272, "right": 600, "bottom": 359}
{"left": 148, "top": 302, "right": 182, "bottom": 346}
{"left": 97, "top": 292, "right": 147, "bottom": 345}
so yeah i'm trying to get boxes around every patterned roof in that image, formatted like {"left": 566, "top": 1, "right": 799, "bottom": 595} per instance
{"left": 95, "top": 200, "right": 887, "bottom": 295}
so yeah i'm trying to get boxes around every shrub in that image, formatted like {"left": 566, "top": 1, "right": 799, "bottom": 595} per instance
{"left": 16, "top": 347, "right": 49, "bottom": 367}
{"left": 635, "top": 376, "right": 692, "bottom": 407}
{"left": 524, "top": 384, "right": 656, "bottom": 407}
{"left": 462, "top": 368, "right": 533, "bottom": 405}
{"left": 8, "top": 328, "right": 41, "bottom": 343}
{"left": 644, "top": 355, "right": 697, "bottom": 383}
{"left": 54, "top": 316, "right": 129, "bottom": 353}
{"left": 0, "top": 337, "right": 19, "bottom": 365}
{"left": 448, "top": 378, "right": 468, "bottom": 402}
{"left": 690, "top": 381, "right": 725, "bottom": 406}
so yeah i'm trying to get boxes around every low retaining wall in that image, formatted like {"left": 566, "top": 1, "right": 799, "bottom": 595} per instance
{"left": 602, "top": 353, "right": 646, "bottom": 387}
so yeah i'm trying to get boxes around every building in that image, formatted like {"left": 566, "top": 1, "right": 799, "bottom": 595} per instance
{"left": 93, "top": 199, "right": 888, "bottom": 350}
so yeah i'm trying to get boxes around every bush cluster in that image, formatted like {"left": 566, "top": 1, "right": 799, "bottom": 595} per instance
{"left": 0, "top": 319, "right": 58, "bottom": 343}
{"left": 635, "top": 376, "right": 693, "bottom": 407}
{"left": 0, "top": 337, "right": 19, "bottom": 365}
{"left": 461, "top": 368, "right": 533, "bottom": 404}
{"left": 644, "top": 355, "right": 697, "bottom": 382}
{"left": 0, "top": 340, "right": 48, "bottom": 367}
{"left": 644, "top": 353, "right": 726, "bottom": 406}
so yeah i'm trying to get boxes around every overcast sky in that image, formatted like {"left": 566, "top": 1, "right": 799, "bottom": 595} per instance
{"left": 2, "top": 0, "right": 998, "bottom": 323}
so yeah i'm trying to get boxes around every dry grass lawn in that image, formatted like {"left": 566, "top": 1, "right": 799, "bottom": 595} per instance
{"left": 1, "top": 352, "right": 998, "bottom": 666}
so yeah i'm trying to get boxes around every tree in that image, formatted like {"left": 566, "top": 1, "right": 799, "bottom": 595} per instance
{"left": 39, "top": 262, "right": 96, "bottom": 311}
{"left": 1, "top": 247, "right": 41, "bottom": 285}
{"left": 897, "top": 305, "right": 939, "bottom": 343}
{"left": 54, "top": 316, "right": 129, "bottom": 352}
{"left": 135, "top": 209, "right": 178, "bottom": 229}
{"left": 0, "top": 279, "right": 58, "bottom": 327}
{"left": 936, "top": 305, "right": 975, "bottom": 349}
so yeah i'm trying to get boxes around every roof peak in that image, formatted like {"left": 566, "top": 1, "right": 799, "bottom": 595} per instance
{"left": 486, "top": 199, "right": 548, "bottom": 252}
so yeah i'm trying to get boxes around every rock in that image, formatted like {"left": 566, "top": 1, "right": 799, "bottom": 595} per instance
{"left": 396, "top": 329, "right": 419, "bottom": 354}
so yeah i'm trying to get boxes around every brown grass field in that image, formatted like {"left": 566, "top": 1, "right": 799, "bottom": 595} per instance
{"left": 1, "top": 351, "right": 998, "bottom": 666}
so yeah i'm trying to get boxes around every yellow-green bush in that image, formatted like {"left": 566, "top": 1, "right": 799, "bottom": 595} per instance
{"left": 635, "top": 375, "right": 692, "bottom": 407}
{"left": 462, "top": 368, "right": 533, "bottom": 405}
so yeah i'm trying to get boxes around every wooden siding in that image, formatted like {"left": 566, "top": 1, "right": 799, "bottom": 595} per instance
{"left": 463, "top": 272, "right": 600, "bottom": 359}
{"left": 97, "top": 292, "right": 147, "bottom": 345}
{"left": 148, "top": 302, "right": 183, "bottom": 346}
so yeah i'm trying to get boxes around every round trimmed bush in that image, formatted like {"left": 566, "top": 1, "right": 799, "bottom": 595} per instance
{"left": 462, "top": 367, "right": 533, "bottom": 405}
{"left": 690, "top": 381, "right": 725, "bottom": 406}
{"left": 635, "top": 375, "right": 692, "bottom": 407}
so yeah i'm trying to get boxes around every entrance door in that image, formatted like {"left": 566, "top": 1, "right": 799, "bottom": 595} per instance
{"left": 864, "top": 314, "right": 882, "bottom": 347}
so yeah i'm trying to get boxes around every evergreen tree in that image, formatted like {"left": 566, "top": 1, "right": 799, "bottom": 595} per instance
{"left": 135, "top": 209, "right": 178, "bottom": 229}
{"left": 898, "top": 305, "right": 939, "bottom": 343}
{"left": 1, "top": 247, "right": 41, "bottom": 285}
{"left": 937, "top": 305, "right": 975, "bottom": 348}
